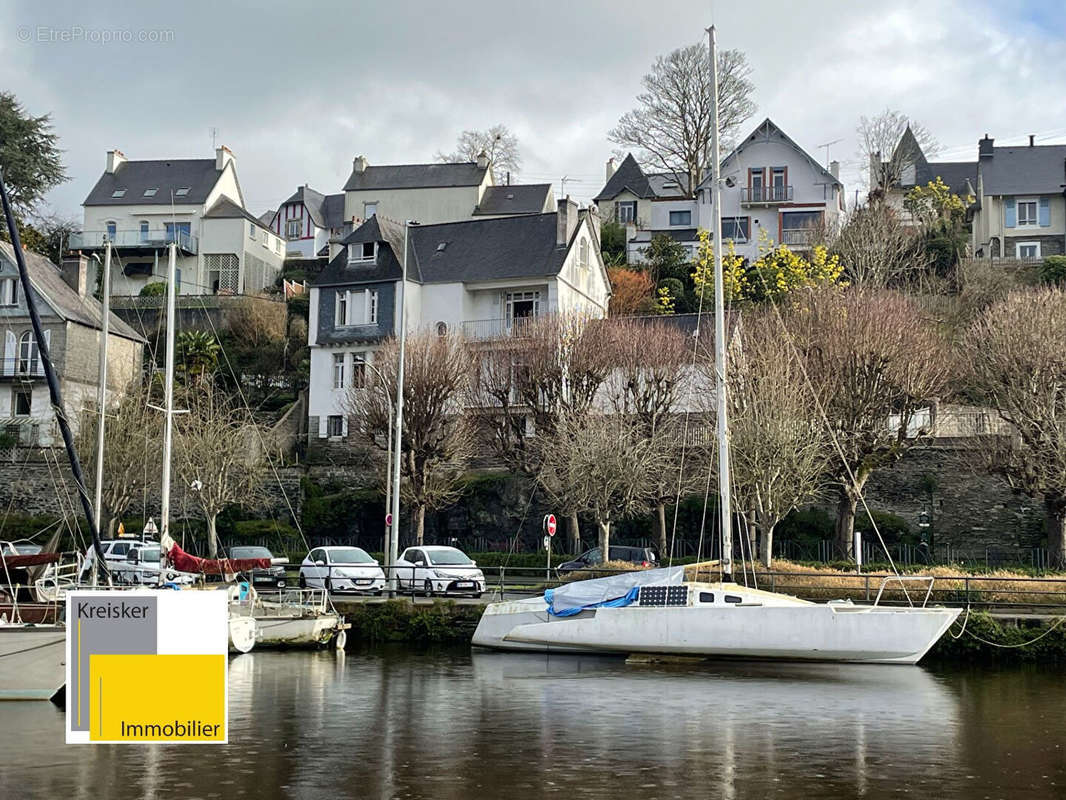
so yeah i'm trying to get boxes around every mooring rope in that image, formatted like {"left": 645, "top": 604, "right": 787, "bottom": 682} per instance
{"left": 947, "top": 605, "right": 1066, "bottom": 648}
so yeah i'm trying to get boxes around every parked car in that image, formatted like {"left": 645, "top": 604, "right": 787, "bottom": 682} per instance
{"left": 226, "top": 545, "right": 287, "bottom": 591}
{"left": 299, "top": 546, "right": 386, "bottom": 594}
{"left": 116, "top": 544, "right": 194, "bottom": 586}
{"left": 393, "top": 546, "right": 485, "bottom": 597}
{"left": 557, "top": 546, "right": 659, "bottom": 574}
{"left": 78, "top": 537, "right": 158, "bottom": 581}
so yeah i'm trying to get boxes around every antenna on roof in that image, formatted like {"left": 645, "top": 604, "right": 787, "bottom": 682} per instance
{"left": 560, "top": 175, "right": 570, "bottom": 196}
{"left": 819, "top": 138, "right": 843, "bottom": 167}
{"left": 209, "top": 127, "right": 219, "bottom": 150}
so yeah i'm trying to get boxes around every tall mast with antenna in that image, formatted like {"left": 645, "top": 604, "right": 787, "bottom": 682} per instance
{"left": 92, "top": 239, "right": 112, "bottom": 585}
{"left": 708, "top": 25, "right": 734, "bottom": 578}
{"left": 160, "top": 243, "right": 177, "bottom": 539}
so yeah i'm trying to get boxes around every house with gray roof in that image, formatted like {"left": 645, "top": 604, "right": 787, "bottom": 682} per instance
{"left": 70, "top": 146, "right": 284, "bottom": 297}
{"left": 0, "top": 243, "right": 145, "bottom": 447}
{"left": 305, "top": 200, "right": 609, "bottom": 439}
{"left": 268, "top": 185, "right": 348, "bottom": 260}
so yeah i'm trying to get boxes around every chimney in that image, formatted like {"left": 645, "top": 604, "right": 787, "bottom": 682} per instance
{"left": 353, "top": 155, "right": 368, "bottom": 174}
{"left": 105, "top": 150, "right": 126, "bottom": 174}
{"left": 979, "top": 135, "right": 994, "bottom": 159}
{"left": 1029, "top": 134, "right": 1036, "bottom": 147}
{"left": 829, "top": 160, "right": 840, "bottom": 180}
{"left": 557, "top": 197, "right": 578, "bottom": 246}
{"left": 215, "top": 145, "right": 234, "bottom": 171}
{"left": 606, "top": 157, "right": 617, "bottom": 182}
{"left": 476, "top": 150, "right": 489, "bottom": 170}
{"left": 61, "top": 254, "right": 89, "bottom": 298}
{"left": 580, "top": 204, "right": 602, "bottom": 246}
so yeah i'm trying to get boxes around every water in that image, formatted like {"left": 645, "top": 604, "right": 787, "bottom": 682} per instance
{"left": 2, "top": 647, "right": 1065, "bottom": 800}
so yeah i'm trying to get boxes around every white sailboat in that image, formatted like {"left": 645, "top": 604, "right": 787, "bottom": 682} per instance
{"left": 472, "top": 26, "right": 960, "bottom": 665}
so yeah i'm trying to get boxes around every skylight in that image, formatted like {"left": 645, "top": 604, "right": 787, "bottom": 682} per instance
{"left": 175, "top": 187, "right": 189, "bottom": 197}
{"left": 436, "top": 242, "right": 447, "bottom": 252}
{"left": 143, "top": 188, "right": 158, "bottom": 197}
{"left": 111, "top": 189, "right": 126, "bottom": 198}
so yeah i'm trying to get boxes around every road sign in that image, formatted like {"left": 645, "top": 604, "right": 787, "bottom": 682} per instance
{"left": 385, "top": 513, "right": 393, "bottom": 527}
{"left": 544, "top": 514, "right": 557, "bottom": 537}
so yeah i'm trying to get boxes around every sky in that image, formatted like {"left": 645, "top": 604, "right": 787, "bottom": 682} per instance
{"left": 3, "top": 0, "right": 1066, "bottom": 221}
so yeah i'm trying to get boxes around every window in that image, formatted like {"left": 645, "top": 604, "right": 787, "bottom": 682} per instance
{"left": 749, "top": 168, "right": 765, "bottom": 201}
{"left": 699, "top": 592, "right": 715, "bottom": 604}
{"left": 335, "top": 291, "right": 348, "bottom": 326}
{"left": 0, "top": 279, "right": 16, "bottom": 309}
{"left": 669, "top": 210, "right": 692, "bottom": 226}
{"left": 506, "top": 290, "right": 540, "bottom": 328}
{"left": 274, "top": 237, "right": 281, "bottom": 254}
{"left": 143, "top": 188, "right": 157, "bottom": 197}
{"left": 1016, "top": 241, "right": 1041, "bottom": 259}
{"left": 164, "top": 221, "right": 191, "bottom": 245}
{"left": 139, "top": 221, "right": 149, "bottom": 241}
{"left": 175, "top": 187, "right": 189, "bottom": 197}
{"left": 335, "top": 289, "right": 377, "bottom": 326}
{"left": 1017, "top": 200, "right": 1038, "bottom": 227}
{"left": 286, "top": 219, "right": 301, "bottom": 240}
{"left": 110, "top": 189, "right": 126, "bottom": 198}
{"left": 771, "top": 167, "right": 787, "bottom": 200}
{"left": 326, "top": 415, "right": 344, "bottom": 438}
{"left": 352, "top": 352, "right": 367, "bottom": 388}
{"left": 578, "top": 238, "right": 589, "bottom": 268}
{"left": 106, "top": 221, "right": 117, "bottom": 242}
{"left": 616, "top": 202, "right": 636, "bottom": 224}
{"left": 721, "top": 217, "right": 750, "bottom": 242}
{"left": 12, "top": 388, "right": 31, "bottom": 417}
{"left": 248, "top": 222, "right": 256, "bottom": 240}
{"left": 348, "top": 242, "right": 375, "bottom": 264}
{"left": 16, "top": 331, "right": 36, "bottom": 375}
{"left": 364, "top": 202, "right": 378, "bottom": 219}
{"left": 332, "top": 353, "right": 346, "bottom": 389}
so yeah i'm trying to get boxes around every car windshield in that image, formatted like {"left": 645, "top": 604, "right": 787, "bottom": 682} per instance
{"left": 139, "top": 548, "right": 161, "bottom": 563}
{"left": 427, "top": 549, "right": 473, "bottom": 566}
{"left": 231, "top": 546, "right": 272, "bottom": 560}
{"left": 328, "top": 547, "right": 375, "bottom": 564}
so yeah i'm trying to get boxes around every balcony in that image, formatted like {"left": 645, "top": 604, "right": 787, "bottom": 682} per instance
{"left": 68, "top": 228, "right": 199, "bottom": 256}
{"left": 741, "top": 185, "right": 793, "bottom": 206}
{"left": 781, "top": 228, "right": 816, "bottom": 247}
{"left": 0, "top": 357, "right": 43, "bottom": 379}
{"left": 462, "top": 317, "right": 538, "bottom": 340}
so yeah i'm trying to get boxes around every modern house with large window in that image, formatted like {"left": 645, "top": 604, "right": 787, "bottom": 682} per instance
{"left": 306, "top": 200, "right": 609, "bottom": 439}
{"left": 69, "top": 146, "right": 285, "bottom": 296}
{"left": 0, "top": 244, "right": 144, "bottom": 447}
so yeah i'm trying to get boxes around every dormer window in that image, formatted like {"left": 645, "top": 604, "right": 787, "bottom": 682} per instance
{"left": 143, "top": 188, "right": 158, "bottom": 197}
{"left": 111, "top": 189, "right": 126, "bottom": 198}
{"left": 175, "top": 187, "right": 189, "bottom": 197}
{"left": 348, "top": 242, "right": 376, "bottom": 264}
{"left": 663, "top": 182, "right": 680, "bottom": 190}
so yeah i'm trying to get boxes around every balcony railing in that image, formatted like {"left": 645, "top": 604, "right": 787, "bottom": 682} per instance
{"left": 0, "top": 357, "right": 43, "bottom": 379}
{"left": 462, "top": 317, "right": 538, "bottom": 340}
{"left": 741, "top": 185, "right": 793, "bottom": 204}
{"left": 68, "top": 229, "right": 199, "bottom": 254}
{"left": 781, "top": 228, "right": 816, "bottom": 247}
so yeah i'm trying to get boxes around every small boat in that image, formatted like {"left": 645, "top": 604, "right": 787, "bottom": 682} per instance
{"left": 0, "top": 623, "right": 66, "bottom": 701}
{"left": 229, "top": 586, "right": 347, "bottom": 649}
{"left": 228, "top": 614, "right": 258, "bottom": 654}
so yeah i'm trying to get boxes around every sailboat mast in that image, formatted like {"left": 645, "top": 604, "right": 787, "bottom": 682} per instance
{"left": 160, "top": 243, "right": 177, "bottom": 539}
{"left": 708, "top": 25, "right": 734, "bottom": 577}
{"left": 388, "top": 221, "right": 411, "bottom": 586}
{"left": 93, "top": 241, "right": 112, "bottom": 533}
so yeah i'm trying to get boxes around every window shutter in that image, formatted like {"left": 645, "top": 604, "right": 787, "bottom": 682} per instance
{"left": 1039, "top": 197, "right": 1050, "bottom": 227}
{"left": 1004, "top": 198, "right": 1016, "bottom": 228}
{"left": 3, "top": 330, "right": 14, "bottom": 376}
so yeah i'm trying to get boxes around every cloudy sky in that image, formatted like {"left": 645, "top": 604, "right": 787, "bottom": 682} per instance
{"left": 4, "top": 0, "right": 1065, "bottom": 221}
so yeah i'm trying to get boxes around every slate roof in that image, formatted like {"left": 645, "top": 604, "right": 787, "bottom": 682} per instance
{"left": 203, "top": 196, "right": 272, "bottom": 230}
{"left": 980, "top": 145, "right": 1066, "bottom": 196}
{"left": 281, "top": 186, "right": 347, "bottom": 229}
{"left": 83, "top": 158, "right": 223, "bottom": 206}
{"left": 646, "top": 173, "right": 690, "bottom": 198}
{"left": 321, "top": 193, "right": 346, "bottom": 229}
{"left": 916, "top": 161, "right": 977, "bottom": 197}
{"left": 473, "top": 184, "right": 553, "bottom": 216}
{"left": 316, "top": 213, "right": 571, "bottom": 287}
{"left": 343, "top": 161, "right": 488, "bottom": 192}
{"left": 0, "top": 241, "right": 144, "bottom": 342}
{"left": 258, "top": 209, "right": 276, "bottom": 227}
{"left": 595, "top": 154, "right": 690, "bottom": 202}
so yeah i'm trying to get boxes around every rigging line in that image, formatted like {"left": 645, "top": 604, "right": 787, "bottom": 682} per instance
{"left": 965, "top": 615, "right": 1066, "bottom": 649}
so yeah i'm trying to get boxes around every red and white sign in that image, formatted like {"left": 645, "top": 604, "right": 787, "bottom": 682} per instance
{"left": 385, "top": 513, "right": 393, "bottom": 527}
{"left": 544, "top": 514, "right": 557, "bottom": 537}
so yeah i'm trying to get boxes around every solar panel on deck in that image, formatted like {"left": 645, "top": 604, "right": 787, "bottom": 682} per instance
{"left": 638, "top": 585, "right": 688, "bottom": 607}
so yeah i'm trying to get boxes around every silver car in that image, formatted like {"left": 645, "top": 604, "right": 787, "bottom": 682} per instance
{"left": 299, "top": 546, "right": 386, "bottom": 594}
{"left": 393, "top": 546, "right": 485, "bottom": 597}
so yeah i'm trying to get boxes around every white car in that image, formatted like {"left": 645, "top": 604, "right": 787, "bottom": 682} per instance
{"left": 299, "top": 546, "right": 386, "bottom": 594}
{"left": 78, "top": 537, "right": 157, "bottom": 581}
{"left": 116, "top": 544, "right": 194, "bottom": 586}
{"left": 393, "top": 546, "right": 485, "bottom": 597}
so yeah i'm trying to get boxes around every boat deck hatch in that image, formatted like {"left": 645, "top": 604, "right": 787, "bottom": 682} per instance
{"left": 638, "top": 585, "right": 689, "bottom": 607}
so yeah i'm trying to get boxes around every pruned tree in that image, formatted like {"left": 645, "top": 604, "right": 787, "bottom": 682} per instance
{"left": 830, "top": 202, "right": 928, "bottom": 288}
{"left": 175, "top": 387, "right": 268, "bottom": 557}
{"left": 436, "top": 124, "right": 521, "bottom": 182}
{"left": 610, "top": 43, "right": 756, "bottom": 193}
{"left": 537, "top": 414, "right": 674, "bottom": 557}
{"left": 349, "top": 333, "right": 474, "bottom": 546}
{"left": 76, "top": 385, "right": 162, "bottom": 537}
{"left": 0, "top": 92, "right": 67, "bottom": 215}
{"left": 964, "top": 288, "right": 1066, "bottom": 566}
{"left": 787, "top": 288, "right": 951, "bottom": 560}
{"left": 469, "top": 314, "right": 616, "bottom": 551}
{"left": 604, "top": 318, "right": 696, "bottom": 555}
{"left": 858, "top": 109, "right": 938, "bottom": 196}
{"left": 725, "top": 312, "right": 830, "bottom": 566}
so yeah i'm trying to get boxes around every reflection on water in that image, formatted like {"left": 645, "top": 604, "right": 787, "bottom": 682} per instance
{"left": 0, "top": 647, "right": 1063, "bottom": 799}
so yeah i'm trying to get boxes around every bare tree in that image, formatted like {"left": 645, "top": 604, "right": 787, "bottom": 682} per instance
{"left": 538, "top": 414, "right": 674, "bottom": 557}
{"left": 609, "top": 43, "right": 756, "bottom": 193}
{"left": 174, "top": 387, "right": 268, "bottom": 557}
{"left": 604, "top": 318, "right": 696, "bottom": 555}
{"left": 829, "top": 203, "right": 929, "bottom": 288}
{"left": 725, "top": 313, "right": 830, "bottom": 566}
{"left": 858, "top": 109, "right": 938, "bottom": 196}
{"left": 77, "top": 385, "right": 162, "bottom": 537}
{"left": 349, "top": 333, "right": 474, "bottom": 546}
{"left": 788, "top": 288, "right": 951, "bottom": 560}
{"left": 964, "top": 288, "right": 1066, "bottom": 566}
{"left": 469, "top": 314, "right": 615, "bottom": 552}
{"left": 436, "top": 124, "right": 521, "bottom": 182}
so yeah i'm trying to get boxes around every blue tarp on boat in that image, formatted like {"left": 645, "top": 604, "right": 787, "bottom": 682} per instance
{"left": 544, "top": 566, "right": 685, "bottom": 617}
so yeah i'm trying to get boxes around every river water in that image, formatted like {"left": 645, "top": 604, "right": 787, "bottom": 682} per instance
{"left": 1, "top": 647, "right": 1064, "bottom": 799}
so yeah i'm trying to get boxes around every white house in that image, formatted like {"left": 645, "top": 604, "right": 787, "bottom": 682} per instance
{"left": 306, "top": 200, "right": 609, "bottom": 439}
{"left": 70, "top": 147, "right": 285, "bottom": 296}
{"left": 268, "top": 185, "right": 347, "bottom": 260}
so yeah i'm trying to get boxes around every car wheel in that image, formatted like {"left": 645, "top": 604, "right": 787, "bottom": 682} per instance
{"left": 423, "top": 579, "right": 434, "bottom": 597}
{"left": 473, "top": 592, "right": 482, "bottom": 599}
{"left": 299, "top": 574, "right": 306, "bottom": 589}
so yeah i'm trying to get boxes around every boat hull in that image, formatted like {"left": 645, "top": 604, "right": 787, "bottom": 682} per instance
{"left": 247, "top": 615, "right": 343, "bottom": 647}
{"left": 0, "top": 625, "right": 66, "bottom": 700}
